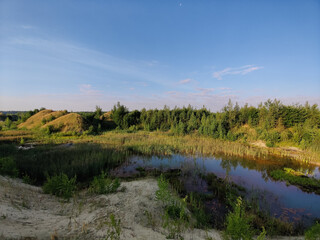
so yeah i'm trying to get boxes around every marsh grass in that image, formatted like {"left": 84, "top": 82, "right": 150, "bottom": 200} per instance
{"left": 2, "top": 130, "right": 318, "bottom": 163}
{"left": 0, "top": 156, "right": 18, "bottom": 177}
{"left": 270, "top": 168, "right": 320, "bottom": 194}
{"left": 5, "top": 143, "right": 129, "bottom": 184}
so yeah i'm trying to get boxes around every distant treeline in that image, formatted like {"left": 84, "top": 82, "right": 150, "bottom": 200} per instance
{"left": 108, "top": 99, "right": 320, "bottom": 150}
{"left": 1, "top": 99, "right": 319, "bottom": 151}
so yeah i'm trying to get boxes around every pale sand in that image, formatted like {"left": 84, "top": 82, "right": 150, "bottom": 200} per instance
{"left": 0, "top": 176, "right": 222, "bottom": 240}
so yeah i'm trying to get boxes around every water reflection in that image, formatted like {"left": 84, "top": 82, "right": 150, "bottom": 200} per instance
{"left": 114, "top": 154, "right": 320, "bottom": 226}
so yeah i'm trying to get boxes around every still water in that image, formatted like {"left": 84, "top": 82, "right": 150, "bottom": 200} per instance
{"left": 115, "top": 154, "right": 320, "bottom": 226}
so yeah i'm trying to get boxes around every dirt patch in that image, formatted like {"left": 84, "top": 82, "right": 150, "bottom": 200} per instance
{"left": 251, "top": 140, "right": 267, "bottom": 148}
{"left": 0, "top": 176, "right": 222, "bottom": 240}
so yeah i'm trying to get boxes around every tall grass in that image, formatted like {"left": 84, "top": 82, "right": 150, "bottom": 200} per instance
{"left": 87, "top": 131, "right": 320, "bottom": 164}
{"left": 4, "top": 143, "right": 129, "bottom": 184}
{"left": 1, "top": 129, "right": 319, "bottom": 163}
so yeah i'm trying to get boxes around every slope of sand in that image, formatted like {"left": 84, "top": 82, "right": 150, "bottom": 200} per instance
{"left": 0, "top": 176, "right": 223, "bottom": 240}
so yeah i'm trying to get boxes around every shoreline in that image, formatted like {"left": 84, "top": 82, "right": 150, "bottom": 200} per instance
{"left": 1, "top": 130, "right": 319, "bottom": 166}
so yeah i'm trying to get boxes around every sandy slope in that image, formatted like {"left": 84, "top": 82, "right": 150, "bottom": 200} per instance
{"left": 0, "top": 176, "right": 222, "bottom": 240}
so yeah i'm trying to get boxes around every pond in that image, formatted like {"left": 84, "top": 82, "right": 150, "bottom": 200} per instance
{"left": 113, "top": 154, "right": 320, "bottom": 228}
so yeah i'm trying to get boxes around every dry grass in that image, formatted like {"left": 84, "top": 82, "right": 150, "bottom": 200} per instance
{"left": 18, "top": 109, "right": 53, "bottom": 129}
{"left": 41, "top": 113, "right": 85, "bottom": 133}
{"left": 0, "top": 130, "right": 35, "bottom": 142}
{"left": 18, "top": 110, "right": 67, "bottom": 129}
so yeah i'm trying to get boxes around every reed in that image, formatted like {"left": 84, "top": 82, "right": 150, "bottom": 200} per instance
{"left": 6, "top": 143, "right": 129, "bottom": 184}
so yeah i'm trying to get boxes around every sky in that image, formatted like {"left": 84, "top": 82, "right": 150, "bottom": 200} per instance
{"left": 0, "top": 0, "right": 319, "bottom": 111}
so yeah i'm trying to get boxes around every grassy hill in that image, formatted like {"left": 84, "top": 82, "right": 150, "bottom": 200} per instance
{"left": 18, "top": 109, "right": 54, "bottom": 129}
{"left": 18, "top": 109, "right": 84, "bottom": 133}
{"left": 41, "top": 113, "right": 85, "bottom": 133}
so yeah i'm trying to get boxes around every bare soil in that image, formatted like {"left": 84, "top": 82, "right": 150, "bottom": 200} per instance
{"left": 0, "top": 176, "right": 222, "bottom": 240}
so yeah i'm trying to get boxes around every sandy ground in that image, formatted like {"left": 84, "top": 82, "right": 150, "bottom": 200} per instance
{"left": 0, "top": 176, "right": 223, "bottom": 240}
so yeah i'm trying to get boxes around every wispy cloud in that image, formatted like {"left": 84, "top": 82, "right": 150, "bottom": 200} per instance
{"left": 178, "top": 78, "right": 192, "bottom": 85}
{"left": 79, "top": 84, "right": 101, "bottom": 95}
{"left": 6, "top": 37, "right": 170, "bottom": 87}
{"left": 192, "top": 87, "right": 215, "bottom": 97}
{"left": 213, "top": 65, "right": 263, "bottom": 80}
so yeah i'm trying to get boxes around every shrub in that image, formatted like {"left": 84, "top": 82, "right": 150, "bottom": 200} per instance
{"left": 43, "top": 174, "right": 76, "bottom": 199}
{"left": 45, "top": 125, "right": 54, "bottom": 135}
{"left": 305, "top": 222, "right": 320, "bottom": 240}
{"left": 224, "top": 197, "right": 253, "bottom": 240}
{"left": 0, "top": 157, "right": 18, "bottom": 177}
{"left": 89, "top": 171, "right": 120, "bottom": 194}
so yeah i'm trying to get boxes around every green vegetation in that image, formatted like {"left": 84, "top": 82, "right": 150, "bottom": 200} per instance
{"left": 270, "top": 168, "right": 320, "bottom": 194}
{"left": 0, "top": 143, "right": 128, "bottom": 184}
{"left": 156, "top": 174, "right": 190, "bottom": 239}
{"left": 305, "top": 222, "right": 320, "bottom": 240}
{"left": 109, "top": 100, "right": 320, "bottom": 156}
{"left": 89, "top": 171, "right": 121, "bottom": 194}
{"left": 105, "top": 214, "right": 121, "bottom": 240}
{"left": 224, "top": 197, "right": 254, "bottom": 240}
{"left": 0, "top": 99, "right": 320, "bottom": 237}
{"left": 43, "top": 173, "right": 77, "bottom": 200}
{"left": 1, "top": 99, "right": 320, "bottom": 163}
{"left": 0, "top": 156, "right": 18, "bottom": 177}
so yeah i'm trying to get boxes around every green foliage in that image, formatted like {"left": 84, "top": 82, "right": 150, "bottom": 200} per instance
{"left": 111, "top": 102, "right": 129, "bottom": 129}
{"left": 89, "top": 171, "right": 120, "bottom": 194}
{"left": 156, "top": 174, "right": 172, "bottom": 205}
{"left": 305, "top": 222, "right": 320, "bottom": 240}
{"left": 224, "top": 197, "right": 253, "bottom": 240}
{"left": 0, "top": 157, "right": 19, "bottom": 177}
{"left": 4, "top": 117, "right": 12, "bottom": 129}
{"left": 187, "top": 192, "right": 211, "bottom": 228}
{"left": 256, "top": 227, "right": 267, "bottom": 240}
{"left": 45, "top": 125, "right": 54, "bottom": 135}
{"left": 12, "top": 144, "right": 127, "bottom": 184}
{"left": 22, "top": 174, "right": 34, "bottom": 184}
{"left": 105, "top": 214, "right": 121, "bottom": 240}
{"left": 156, "top": 174, "right": 189, "bottom": 239}
{"left": 43, "top": 173, "right": 76, "bottom": 199}
{"left": 96, "top": 99, "right": 320, "bottom": 154}
{"left": 270, "top": 169, "right": 320, "bottom": 194}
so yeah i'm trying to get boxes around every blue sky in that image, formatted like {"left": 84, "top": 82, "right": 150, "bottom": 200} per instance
{"left": 0, "top": 0, "right": 319, "bottom": 111}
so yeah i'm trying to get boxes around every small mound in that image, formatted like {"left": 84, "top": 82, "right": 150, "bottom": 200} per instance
{"left": 18, "top": 110, "right": 68, "bottom": 129}
{"left": 41, "top": 113, "right": 85, "bottom": 133}
{"left": 18, "top": 109, "right": 53, "bottom": 129}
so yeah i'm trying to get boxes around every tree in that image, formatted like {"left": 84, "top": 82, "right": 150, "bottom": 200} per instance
{"left": 94, "top": 105, "right": 103, "bottom": 119}
{"left": 111, "top": 102, "right": 129, "bottom": 129}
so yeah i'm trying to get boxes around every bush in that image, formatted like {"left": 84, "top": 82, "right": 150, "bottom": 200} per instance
{"left": 89, "top": 171, "right": 120, "bottom": 194}
{"left": 43, "top": 174, "right": 76, "bottom": 199}
{"left": 224, "top": 197, "right": 253, "bottom": 240}
{"left": 305, "top": 222, "right": 320, "bottom": 240}
{"left": 266, "top": 140, "right": 275, "bottom": 148}
{"left": 0, "top": 157, "right": 18, "bottom": 177}
{"left": 45, "top": 125, "right": 55, "bottom": 135}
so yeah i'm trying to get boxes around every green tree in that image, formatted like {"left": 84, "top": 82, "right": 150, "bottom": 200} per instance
{"left": 111, "top": 102, "right": 129, "bottom": 129}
